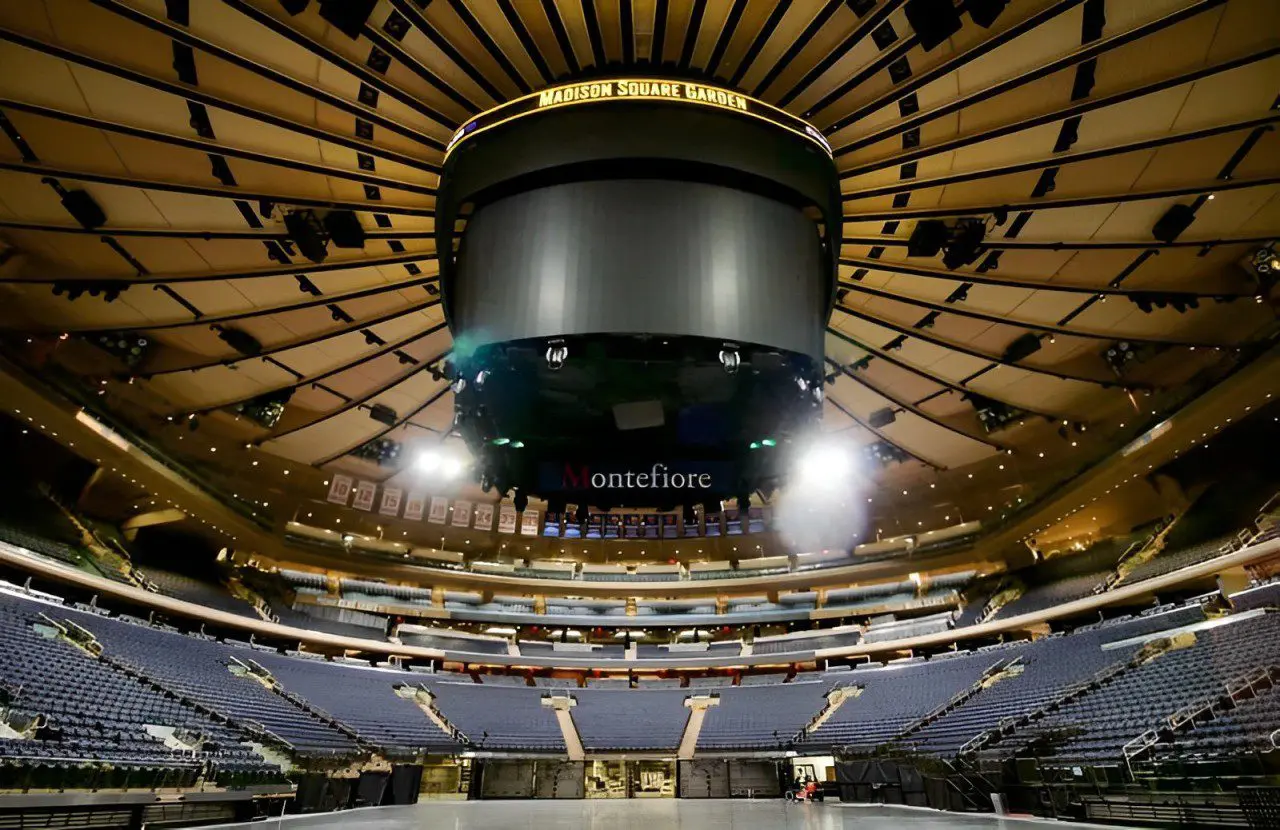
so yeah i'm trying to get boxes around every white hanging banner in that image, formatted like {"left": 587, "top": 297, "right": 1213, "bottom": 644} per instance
{"left": 427, "top": 496, "right": 449, "bottom": 524}
{"left": 326, "top": 474, "right": 354, "bottom": 506}
{"left": 379, "top": 487, "right": 403, "bottom": 518}
{"left": 520, "top": 508, "right": 540, "bottom": 536}
{"left": 352, "top": 481, "right": 376, "bottom": 512}
{"left": 473, "top": 502, "right": 495, "bottom": 531}
{"left": 403, "top": 491, "right": 426, "bottom": 522}
{"left": 497, "top": 504, "right": 518, "bottom": 534}
{"left": 452, "top": 500, "right": 473, "bottom": 528}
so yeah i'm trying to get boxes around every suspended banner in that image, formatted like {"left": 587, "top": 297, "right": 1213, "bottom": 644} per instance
{"left": 326, "top": 474, "right": 354, "bottom": 506}
{"left": 473, "top": 502, "right": 495, "bottom": 531}
{"left": 452, "top": 500, "right": 473, "bottom": 528}
{"left": 498, "top": 504, "right": 518, "bottom": 534}
{"left": 427, "top": 497, "right": 449, "bottom": 524}
{"left": 403, "top": 491, "right": 426, "bottom": 522}
{"left": 520, "top": 508, "right": 540, "bottom": 536}
{"left": 379, "top": 487, "right": 403, "bottom": 518}
{"left": 662, "top": 514, "right": 679, "bottom": 538}
{"left": 352, "top": 481, "right": 376, "bottom": 512}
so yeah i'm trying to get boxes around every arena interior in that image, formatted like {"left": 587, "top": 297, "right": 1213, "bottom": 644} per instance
{"left": 0, "top": 0, "right": 1279, "bottom": 827}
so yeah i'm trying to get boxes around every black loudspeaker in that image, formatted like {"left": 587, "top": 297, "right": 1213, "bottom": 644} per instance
{"left": 904, "top": 0, "right": 963, "bottom": 51}
{"left": 284, "top": 210, "right": 328, "bottom": 263}
{"left": 368, "top": 403, "right": 398, "bottom": 426}
{"left": 942, "top": 217, "right": 986, "bottom": 270}
{"left": 317, "top": 0, "right": 376, "bottom": 39}
{"left": 1152, "top": 203, "right": 1196, "bottom": 243}
{"left": 216, "top": 326, "right": 263, "bottom": 356}
{"left": 968, "top": 0, "right": 1009, "bottom": 27}
{"left": 323, "top": 210, "right": 367, "bottom": 248}
{"left": 61, "top": 190, "right": 106, "bottom": 229}
{"left": 868, "top": 407, "right": 897, "bottom": 429}
{"left": 1002, "top": 332, "right": 1043, "bottom": 363}
{"left": 907, "top": 220, "right": 948, "bottom": 257}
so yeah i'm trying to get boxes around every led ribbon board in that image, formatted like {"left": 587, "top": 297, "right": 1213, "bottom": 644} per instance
{"left": 445, "top": 78, "right": 833, "bottom": 159}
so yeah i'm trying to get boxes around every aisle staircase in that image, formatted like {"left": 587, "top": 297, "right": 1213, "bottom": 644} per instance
{"left": 397, "top": 684, "right": 469, "bottom": 747}
{"left": 1124, "top": 663, "right": 1280, "bottom": 777}
{"left": 959, "top": 638, "right": 1186, "bottom": 760}
{"left": 893, "top": 658, "right": 1019, "bottom": 745}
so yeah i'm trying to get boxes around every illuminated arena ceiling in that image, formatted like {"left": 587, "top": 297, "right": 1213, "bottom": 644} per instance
{"left": 0, "top": 0, "right": 1276, "bottom": 533}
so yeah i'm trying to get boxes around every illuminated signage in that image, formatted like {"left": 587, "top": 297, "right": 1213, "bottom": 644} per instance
{"left": 445, "top": 78, "right": 832, "bottom": 159}
{"left": 542, "top": 461, "right": 729, "bottom": 491}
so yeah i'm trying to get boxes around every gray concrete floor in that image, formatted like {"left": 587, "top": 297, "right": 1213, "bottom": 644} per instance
{"left": 214, "top": 800, "right": 1140, "bottom": 829}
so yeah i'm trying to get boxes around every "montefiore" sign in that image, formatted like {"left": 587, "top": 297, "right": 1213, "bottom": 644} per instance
{"left": 541, "top": 462, "right": 728, "bottom": 492}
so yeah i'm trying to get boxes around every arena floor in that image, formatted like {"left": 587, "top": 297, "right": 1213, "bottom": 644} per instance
{"left": 211, "top": 800, "right": 1134, "bottom": 829}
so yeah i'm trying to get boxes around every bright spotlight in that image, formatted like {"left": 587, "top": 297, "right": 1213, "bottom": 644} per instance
{"left": 440, "top": 454, "right": 465, "bottom": 479}
{"left": 415, "top": 450, "right": 441, "bottom": 473}
{"left": 776, "top": 435, "right": 870, "bottom": 552}
{"left": 793, "top": 439, "right": 858, "bottom": 485}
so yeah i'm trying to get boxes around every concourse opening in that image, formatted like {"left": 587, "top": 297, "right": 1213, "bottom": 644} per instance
{"left": 584, "top": 760, "right": 675, "bottom": 798}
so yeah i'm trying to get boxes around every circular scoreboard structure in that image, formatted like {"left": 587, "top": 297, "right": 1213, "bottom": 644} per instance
{"left": 436, "top": 78, "right": 841, "bottom": 509}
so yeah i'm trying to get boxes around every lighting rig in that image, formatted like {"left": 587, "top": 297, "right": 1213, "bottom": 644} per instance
{"left": 351, "top": 437, "right": 402, "bottom": 466}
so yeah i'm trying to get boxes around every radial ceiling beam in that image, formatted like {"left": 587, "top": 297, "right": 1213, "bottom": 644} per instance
{"left": 0, "top": 162, "right": 435, "bottom": 219}
{"left": 750, "top": 0, "right": 844, "bottom": 98}
{"left": 832, "top": 0, "right": 1229, "bottom": 156}
{"left": 842, "top": 175, "right": 1280, "bottom": 223}
{"left": 38, "top": 275, "right": 438, "bottom": 334}
{"left": 823, "top": 356, "right": 1005, "bottom": 450}
{"left": 0, "top": 99, "right": 439, "bottom": 193}
{"left": 841, "top": 233, "right": 1279, "bottom": 252}
{"left": 261, "top": 347, "right": 452, "bottom": 442}
{"left": 780, "top": 0, "right": 906, "bottom": 109}
{"left": 0, "top": 27, "right": 446, "bottom": 170}
{"left": 838, "top": 43, "right": 1280, "bottom": 177}
{"left": 495, "top": 0, "right": 555, "bottom": 84}
{"left": 824, "top": 0, "right": 1085, "bottom": 134}
{"left": 437, "top": 0, "right": 532, "bottom": 94}
{"left": 0, "top": 249, "right": 435, "bottom": 287}
{"left": 838, "top": 281, "right": 1240, "bottom": 348}
{"left": 619, "top": 0, "right": 636, "bottom": 64}
{"left": 832, "top": 304, "right": 1131, "bottom": 387}
{"left": 837, "top": 256, "right": 1253, "bottom": 299}
{"left": 87, "top": 0, "right": 458, "bottom": 138}
{"left": 372, "top": 0, "right": 507, "bottom": 104}
{"left": 187, "top": 326, "right": 449, "bottom": 416}
{"left": 843, "top": 114, "right": 1280, "bottom": 199}
{"left": 327, "top": 381, "right": 456, "bottom": 472}
{"left": 705, "top": 0, "right": 748, "bottom": 77}
{"left": 649, "top": 0, "right": 669, "bottom": 63}
{"left": 677, "top": 0, "right": 708, "bottom": 70}
{"left": 800, "top": 37, "right": 915, "bottom": 121}
{"left": 360, "top": 20, "right": 484, "bottom": 114}
{"left": 825, "top": 326, "right": 1071, "bottom": 421}
{"left": 537, "top": 0, "right": 581, "bottom": 75}
{"left": 148, "top": 298, "right": 443, "bottom": 375}
{"left": 727, "top": 0, "right": 791, "bottom": 87}
{"left": 220, "top": 0, "right": 460, "bottom": 127}
{"left": 581, "top": 0, "right": 609, "bottom": 69}
{"left": 824, "top": 392, "right": 948, "bottom": 470}
{"left": 0, "top": 220, "right": 435, "bottom": 242}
